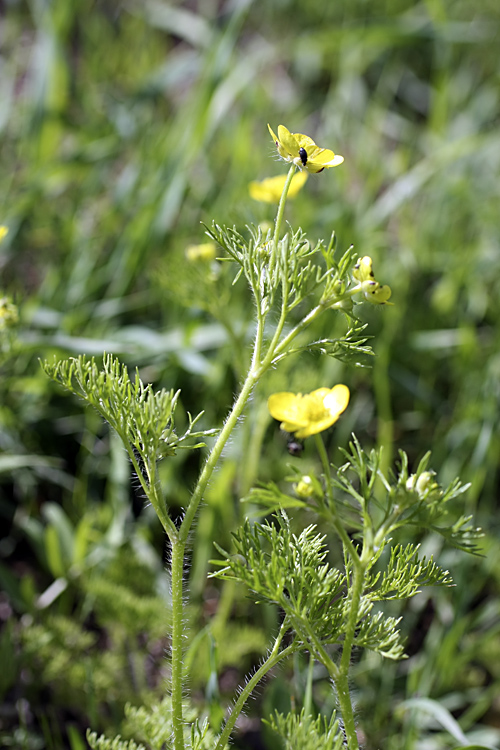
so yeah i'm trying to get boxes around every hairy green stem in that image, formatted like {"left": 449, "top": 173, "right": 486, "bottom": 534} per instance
{"left": 314, "top": 433, "right": 362, "bottom": 750}
{"left": 179, "top": 164, "right": 298, "bottom": 543}
{"left": 126, "top": 443, "right": 176, "bottom": 538}
{"left": 178, "top": 367, "right": 258, "bottom": 546}
{"left": 170, "top": 536, "right": 186, "bottom": 750}
{"left": 214, "top": 629, "right": 295, "bottom": 750}
{"left": 261, "top": 164, "right": 296, "bottom": 362}
{"left": 336, "top": 559, "right": 367, "bottom": 750}
{"left": 288, "top": 612, "right": 339, "bottom": 681}
{"left": 273, "top": 302, "right": 324, "bottom": 360}
{"left": 168, "top": 163, "right": 318, "bottom": 748}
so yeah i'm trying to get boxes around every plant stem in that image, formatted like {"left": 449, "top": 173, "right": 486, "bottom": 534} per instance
{"left": 272, "top": 164, "right": 296, "bottom": 257}
{"left": 179, "top": 165, "right": 304, "bottom": 543}
{"left": 314, "top": 434, "right": 360, "bottom": 563}
{"left": 169, "top": 164, "right": 299, "bottom": 748}
{"left": 288, "top": 612, "right": 339, "bottom": 681}
{"left": 314, "top": 432, "right": 362, "bottom": 750}
{"left": 178, "top": 366, "right": 258, "bottom": 545}
{"left": 125, "top": 442, "right": 176, "bottom": 537}
{"left": 272, "top": 302, "right": 324, "bottom": 360}
{"left": 336, "top": 560, "right": 367, "bottom": 750}
{"left": 261, "top": 164, "right": 296, "bottom": 360}
{"left": 170, "top": 536, "right": 186, "bottom": 750}
{"left": 214, "top": 629, "right": 295, "bottom": 750}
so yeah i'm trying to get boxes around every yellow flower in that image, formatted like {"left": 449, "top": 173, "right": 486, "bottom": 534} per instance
{"left": 249, "top": 171, "right": 308, "bottom": 203}
{"left": 185, "top": 242, "right": 217, "bottom": 262}
{"left": 268, "top": 124, "right": 344, "bottom": 174}
{"left": 268, "top": 385, "right": 350, "bottom": 438}
{"left": 0, "top": 226, "right": 8, "bottom": 243}
{"left": 353, "top": 255, "right": 393, "bottom": 305}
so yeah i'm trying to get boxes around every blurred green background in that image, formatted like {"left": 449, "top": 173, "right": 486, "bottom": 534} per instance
{"left": 1, "top": 1, "right": 499, "bottom": 748}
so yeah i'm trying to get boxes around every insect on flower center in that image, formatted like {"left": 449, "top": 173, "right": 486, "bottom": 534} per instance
{"left": 298, "top": 147, "right": 308, "bottom": 166}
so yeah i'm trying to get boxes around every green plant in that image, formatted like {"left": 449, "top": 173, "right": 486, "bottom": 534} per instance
{"left": 42, "top": 124, "right": 484, "bottom": 750}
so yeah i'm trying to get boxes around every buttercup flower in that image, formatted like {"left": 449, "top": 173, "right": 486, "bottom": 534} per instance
{"left": 353, "top": 255, "right": 393, "bottom": 305}
{"left": 268, "top": 124, "right": 344, "bottom": 174}
{"left": 0, "top": 226, "right": 8, "bottom": 243}
{"left": 268, "top": 385, "right": 350, "bottom": 438}
{"left": 249, "top": 171, "right": 308, "bottom": 203}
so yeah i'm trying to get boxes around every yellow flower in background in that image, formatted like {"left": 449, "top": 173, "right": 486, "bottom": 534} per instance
{"left": 268, "top": 385, "right": 350, "bottom": 438}
{"left": 268, "top": 124, "right": 344, "bottom": 174}
{"left": 249, "top": 171, "right": 308, "bottom": 203}
{"left": 0, "top": 226, "right": 8, "bottom": 242}
{"left": 353, "top": 255, "right": 393, "bottom": 305}
{"left": 258, "top": 221, "right": 273, "bottom": 234}
{"left": 185, "top": 242, "right": 217, "bottom": 262}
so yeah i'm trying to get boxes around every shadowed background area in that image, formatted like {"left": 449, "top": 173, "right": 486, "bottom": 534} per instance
{"left": 0, "top": 1, "right": 499, "bottom": 748}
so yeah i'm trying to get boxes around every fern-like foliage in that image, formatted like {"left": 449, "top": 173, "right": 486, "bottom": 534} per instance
{"left": 265, "top": 709, "right": 346, "bottom": 750}
{"left": 85, "top": 577, "right": 170, "bottom": 640}
{"left": 300, "top": 323, "right": 373, "bottom": 368}
{"left": 351, "top": 609, "right": 405, "bottom": 660}
{"left": 331, "top": 436, "right": 483, "bottom": 554}
{"left": 87, "top": 698, "right": 226, "bottom": 750}
{"left": 365, "top": 543, "right": 453, "bottom": 601}
{"left": 206, "top": 223, "right": 325, "bottom": 315}
{"left": 205, "top": 223, "right": 375, "bottom": 367}
{"left": 86, "top": 732, "right": 146, "bottom": 750}
{"left": 127, "top": 698, "right": 223, "bottom": 750}
{"left": 212, "top": 507, "right": 467, "bottom": 663}
{"left": 212, "top": 514, "right": 346, "bottom": 641}
{"left": 42, "top": 354, "right": 217, "bottom": 483}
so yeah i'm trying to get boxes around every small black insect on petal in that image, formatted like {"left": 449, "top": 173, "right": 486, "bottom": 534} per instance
{"left": 298, "top": 147, "right": 308, "bottom": 166}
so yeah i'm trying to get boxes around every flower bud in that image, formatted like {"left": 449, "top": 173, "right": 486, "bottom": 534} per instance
{"left": 295, "top": 475, "right": 314, "bottom": 498}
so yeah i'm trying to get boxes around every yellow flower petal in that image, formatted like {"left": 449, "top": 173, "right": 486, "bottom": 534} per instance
{"left": 268, "top": 392, "right": 309, "bottom": 428}
{"left": 268, "top": 385, "right": 350, "bottom": 439}
{"left": 0, "top": 226, "right": 8, "bottom": 243}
